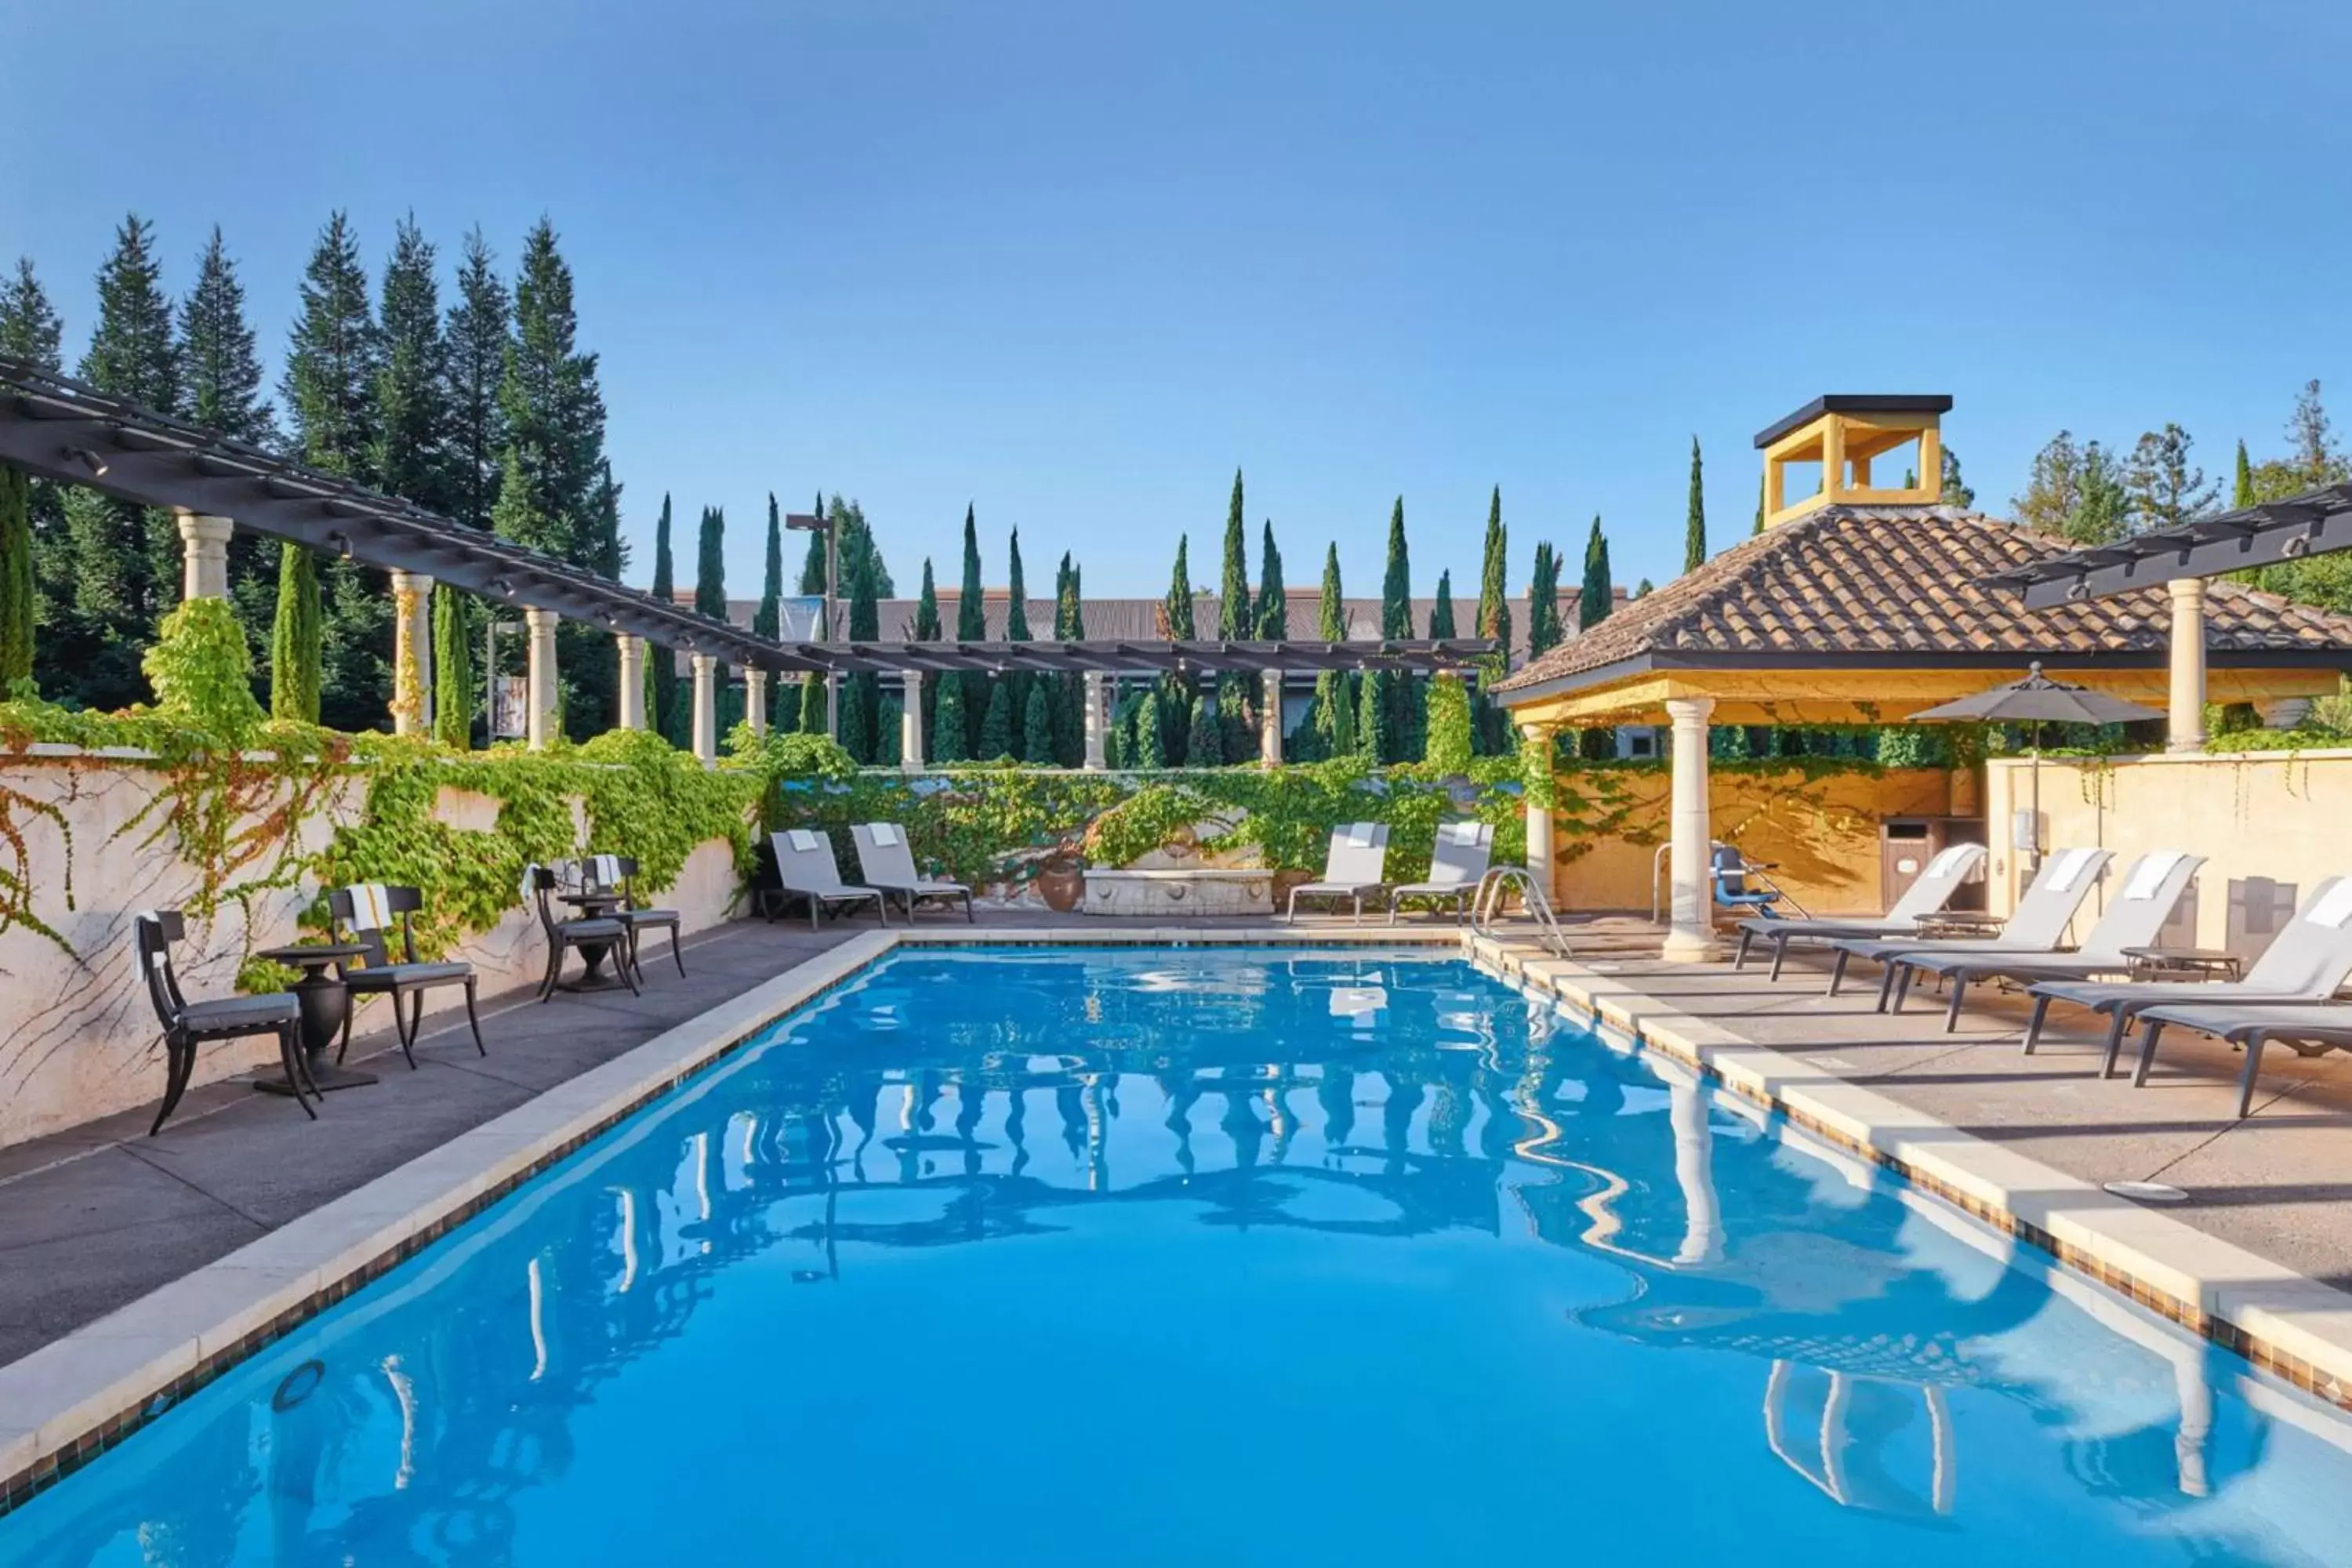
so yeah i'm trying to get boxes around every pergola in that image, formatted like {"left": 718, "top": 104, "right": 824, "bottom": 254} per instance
{"left": 0, "top": 355, "right": 1490, "bottom": 767}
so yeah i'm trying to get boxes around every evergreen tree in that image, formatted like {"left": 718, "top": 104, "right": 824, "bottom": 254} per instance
{"left": 910, "top": 554, "right": 942, "bottom": 749}
{"left": 1254, "top": 521, "right": 1287, "bottom": 638}
{"left": 2288, "top": 379, "right": 2347, "bottom": 485}
{"left": 0, "top": 464, "right": 30, "bottom": 688}
{"left": 432, "top": 586, "right": 473, "bottom": 748}
{"left": 798, "top": 666, "right": 827, "bottom": 735}
{"left": 1217, "top": 470, "right": 1251, "bottom": 637}
{"left": 754, "top": 493, "right": 783, "bottom": 729}
{"left": 270, "top": 545, "right": 323, "bottom": 723}
{"left": 1475, "top": 486, "right": 1511, "bottom": 753}
{"left": 371, "top": 216, "right": 448, "bottom": 511}
{"left": 176, "top": 227, "right": 278, "bottom": 677}
{"left": 1428, "top": 569, "right": 1457, "bottom": 638}
{"left": 2234, "top": 438, "right": 2256, "bottom": 510}
{"left": 493, "top": 218, "right": 606, "bottom": 561}
{"left": 1578, "top": 517, "right": 1613, "bottom": 630}
{"left": 2013, "top": 431, "right": 2086, "bottom": 537}
{"left": 2125, "top": 424, "right": 2218, "bottom": 532}
{"left": 65, "top": 216, "right": 181, "bottom": 709}
{"left": 441, "top": 228, "right": 510, "bottom": 530}
{"left": 797, "top": 491, "right": 828, "bottom": 594}
{"left": 876, "top": 695, "right": 903, "bottom": 768}
{"left": 932, "top": 672, "right": 971, "bottom": 764}
{"left": 694, "top": 506, "right": 727, "bottom": 619}
{"left": 1309, "top": 543, "right": 1354, "bottom": 760}
{"left": 1131, "top": 688, "right": 1165, "bottom": 768}
{"left": 1635, "top": 577, "right": 1655, "bottom": 597}
{"left": 0, "top": 257, "right": 62, "bottom": 367}
{"left": 2071, "top": 441, "right": 2132, "bottom": 546}
{"left": 978, "top": 678, "right": 1015, "bottom": 760}
{"left": 1684, "top": 436, "right": 1707, "bottom": 572}
{"left": 1355, "top": 659, "right": 1388, "bottom": 762}
{"left": 1526, "top": 542, "right": 1563, "bottom": 657}
{"left": 1940, "top": 446, "right": 1974, "bottom": 508}
{"left": 955, "top": 503, "right": 986, "bottom": 755}
{"left": 1378, "top": 497, "right": 1418, "bottom": 762}
{"left": 1160, "top": 535, "right": 1196, "bottom": 763}
{"left": 1023, "top": 682, "right": 1054, "bottom": 764}
{"left": 583, "top": 461, "right": 624, "bottom": 582}
{"left": 1425, "top": 673, "right": 1473, "bottom": 772}
{"left": 283, "top": 212, "right": 378, "bottom": 479}
{"left": 1755, "top": 471, "right": 1766, "bottom": 535}
{"left": 648, "top": 495, "right": 681, "bottom": 743}
{"left": 1004, "top": 525, "right": 1033, "bottom": 759}
{"left": 843, "top": 531, "right": 882, "bottom": 761}
{"left": 1186, "top": 692, "right": 1223, "bottom": 767}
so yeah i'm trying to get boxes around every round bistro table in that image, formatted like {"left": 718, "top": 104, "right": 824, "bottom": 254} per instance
{"left": 252, "top": 942, "right": 378, "bottom": 1094}
{"left": 557, "top": 890, "right": 630, "bottom": 990}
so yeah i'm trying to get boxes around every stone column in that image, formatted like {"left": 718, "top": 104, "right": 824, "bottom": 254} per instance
{"left": 1668, "top": 1075, "right": 1725, "bottom": 1266}
{"left": 2167, "top": 578, "right": 2207, "bottom": 752}
{"left": 1663, "top": 696, "right": 1721, "bottom": 961}
{"left": 175, "top": 513, "right": 233, "bottom": 601}
{"left": 1519, "top": 721, "right": 1556, "bottom": 899}
{"left": 1260, "top": 668, "right": 1284, "bottom": 766}
{"left": 616, "top": 636, "right": 646, "bottom": 730}
{"left": 690, "top": 653, "right": 718, "bottom": 765}
{"left": 524, "top": 606, "right": 560, "bottom": 751}
{"left": 1083, "top": 671, "right": 1108, "bottom": 770}
{"left": 900, "top": 671, "right": 925, "bottom": 772}
{"left": 745, "top": 667, "right": 770, "bottom": 739}
{"left": 389, "top": 570, "right": 434, "bottom": 736}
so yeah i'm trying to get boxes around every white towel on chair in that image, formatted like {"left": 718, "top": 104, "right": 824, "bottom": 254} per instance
{"left": 787, "top": 829, "right": 821, "bottom": 851}
{"left": 589, "top": 853, "right": 621, "bottom": 889}
{"left": 2309, "top": 880, "right": 2352, "bottom": 929}
{"left": 2122, "top": 850, "right": 2187, "bottom": 902}
{"left": 2046, "top": 848, "right": 2100, "bottom": 894}
{"left": 348, "top": 883, "right": 392, "bottom": 931}
{"left": 1439, "top": 822, "right": 1482, "bottom": 844}
{"left": 1922, "top": 844, "right": 1973, "bottom": 878}
{"left": 1342, "top": 822, "right": 1375, "bottom": 848}
{"left": 869, "top": 823, "right": 901, "bottom": 847}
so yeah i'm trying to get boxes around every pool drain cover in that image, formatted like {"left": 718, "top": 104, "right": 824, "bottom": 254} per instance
{"left": 2103, "top": 1180, "right": 2189, "bottom": 1203}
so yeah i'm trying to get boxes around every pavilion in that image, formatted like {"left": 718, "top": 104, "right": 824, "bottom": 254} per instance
{"left": 1494, "top": 395, "right": 2352, "bottom": 960}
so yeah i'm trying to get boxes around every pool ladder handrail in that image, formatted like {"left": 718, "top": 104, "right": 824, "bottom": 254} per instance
{"left": 1472, "top": 866, "right": 1571, "bottom": 958}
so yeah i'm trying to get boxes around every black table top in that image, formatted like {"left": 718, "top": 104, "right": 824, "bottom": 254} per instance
{"left": 256, "top": 942, "right": 369, "bottom": 967}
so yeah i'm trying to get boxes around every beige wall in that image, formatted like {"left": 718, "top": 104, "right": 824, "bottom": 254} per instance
{"left": 1982, "top": 749, "right": 2352, "bottom": 954}
{"left": 1555, "top": 766, "right": 1962, "bottom": 915}
{"left": 0, "top": 753, "right": 745, "bottom": 1149}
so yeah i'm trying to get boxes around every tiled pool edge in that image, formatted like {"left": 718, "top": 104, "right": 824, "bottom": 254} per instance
{"left": 1467, "top": 936, "right": 2352, "bottom": 1413}
{"left": 0, "top": 924, "right": 1464, "bottom": 1515}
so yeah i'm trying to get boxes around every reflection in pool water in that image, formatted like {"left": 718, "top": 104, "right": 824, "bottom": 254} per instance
{"left": 5, "top": 949, "right": 2351, "bottom": 1566}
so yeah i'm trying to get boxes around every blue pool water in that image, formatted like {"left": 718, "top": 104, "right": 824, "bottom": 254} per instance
{"left": 8, "top": 949, "right": 2352, "bottom": 1566}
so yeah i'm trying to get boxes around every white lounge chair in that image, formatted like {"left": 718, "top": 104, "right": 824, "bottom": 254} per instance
{"left": 2024, "top": 874, "right": 2352, "bottom": 1076}
{"left": 1734, "top": 843, "right": 1988, "bottom": 981}
{"left": 1887, "top": 850, "right": 2204, "bottom": 1030}
{"left": 770, "top": 829, "right": 888, "bottom": 931}
{"left": 1823, "top": 847, "right": 2115, "bottom": 1008}
{"left": 2127, "top": 1000, "right": 2352, "bottom": 1116}
{"left": 851, "top": 822, "right": 974, "bottom": 923}
{"left": 1388, "top": 822, "right": 1494, "bottom": 924}
{"left": 1286, "top": 822, "right": 1390, "bottom": 924}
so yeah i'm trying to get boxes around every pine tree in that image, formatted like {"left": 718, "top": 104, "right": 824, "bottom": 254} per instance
{"left": 1526, "top": 542, "right": 1563, "bottom": 657}
{"left": 2013, "top": 432, "right": 2087, "bottom": 537}
{"left": 5, "top": 260, "right": 66, "bottom": 697}
{"left": 1684, "top": 436, "right": 1707, "bottom": 572}
{"left": 1023, "top": 682, "right": 1054, "bottom": 764}
{"left": 2234, "top": 438, "right": 2255, "bottom": 509}
{"left": 1940, "top": 447, "right": 1974, "bottom": 508}
{"left": 978, "top": 679, "right": 1015, "bottom": 760}
{"left": 442, "top": 228, "right": 510, "bottom": 530}
{"left": 283, "top": 212, "right": 378, "bottom": 479}
{"left": 2288, "top": 380, "right": 2348, "bottom": 487}
{"left": 66, "top": 216, "right": 182, "bottom": 709}
{"left": 270, "top": 545, "right": 323, "bottom": 723}
{"left": 1378, "top": 497, "right": 1417, "bottom": 762}
{"left": 2125, "top": 424, "right": 2218, "bottom": 532}
{"left": 1635, "top": 578, "right": 1655, "bottom": 597}
{"left": 1254, "top": 521, "right": 1287, "bottom": 638}
{"left": 0, "top": 257, "right": 62, "bottom": 368}
{"left": 371, "top": 216, "right": 448, "bottom": 511}
{"left": 2071, "top": 441, "right": 2132, "bottom": 546}
{"left": 1578, "top": 517, "right": 1613, "bottom": 631}
{"left": 494, "top": 219, "right": 606, "bottom": 563}
{"left": 1428, "top": 569, "right": 1457, "bottom": 638}
{"left": 176, "top": 228, "right": 278, "bottom": 679}
{"left": 648, "top": 495, "right": 681, "bottom": 743}
{"left": 432, "top": 586, "right": 472, "bottom": 748}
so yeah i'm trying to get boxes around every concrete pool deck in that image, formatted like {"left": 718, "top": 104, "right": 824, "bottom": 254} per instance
{"left": 9, "top": 909, "right": 2352, "bottom": 1509}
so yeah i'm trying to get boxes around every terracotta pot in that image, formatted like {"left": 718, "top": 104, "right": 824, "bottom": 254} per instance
{"left": 1035, "top": 858, "right": 1085, "bottom": 913}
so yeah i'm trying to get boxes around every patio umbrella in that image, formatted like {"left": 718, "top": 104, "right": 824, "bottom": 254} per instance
{"left": 1904, "top": 662, "right": 2164, "bottom": 867}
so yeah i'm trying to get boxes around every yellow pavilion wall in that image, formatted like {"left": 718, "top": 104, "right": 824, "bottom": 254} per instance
{"left": 1981, "top": 748, "right": 2352, "bottom": 954}
{"left": 1552, "top": 765, "right": 1962, "bottom": 915}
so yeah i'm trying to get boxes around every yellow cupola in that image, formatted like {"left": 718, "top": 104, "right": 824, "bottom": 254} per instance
{"left": 1754, "top": 394, "right": 1954, "bottom": 527}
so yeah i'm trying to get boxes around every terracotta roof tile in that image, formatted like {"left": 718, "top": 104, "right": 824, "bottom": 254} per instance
{"left": 1496, "top": 504, "right": 2352, "bottom": 695}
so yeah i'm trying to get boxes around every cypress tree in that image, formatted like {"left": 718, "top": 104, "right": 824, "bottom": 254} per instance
{"left": 1755, "top": 470, "right": 1766, "bottom": 535}
{"left": 875, "top": 695, "right": 902, "bottom": 768}
{"left": 1578, "top": 517, "right": 1613, "bottom": 630}
{"left": 648, "top": 495, "right": 681, "bottom": 743}
{"left": 1254, "top": 521, "right": 1287, "bottom": 638}
{"left": 1429, "top": 569, "right": 1457, "bottom": 638}
{"left": 1684, "top": 436, "right": 1707, "bottom": 572}
{"left": 798, "top": 664, "right": 827, "bottom": 735}
{"left": 1023, "top": 682, "right": 1054, "bottom": 764}
{"left": 754, "top": 493, "right": 783, "bottom": 731}
{"left": 844, "top": 534, "right": 881, "bottom": 761}
{"left": 179, "top": 227, "right": 279, "bottom": 677}
{"left": 1004, "top": 526, "right": 1033, "bottom": 759}
{"left": 1052, "top": 554, "right": 1087, "bottom": 765}
{"left": 932, "top": 671, "right": 971, "bottom": 763}
{"left": 1635, "top": 578, "right": 1656, "bottom": 597}
{"left": 371, "top": 216, "right": 448, "bottom": 511}
{"left": 442, "top": 228, "right": 510, "bottom": 530}
{"left": 1425, "top": 674, "right": 1473, "bottom": 772}
{"left": 694, "top": 506, "right": 726, "bottom": 619}
{"left": 1378, "top": 497, "right": 1418, "bottom": 762}
{"left": 956, "top": 503, "right": 985, "bottom": 756}
{"left": 1218, "top": 470, "right": 1251, "bottom": 638}
{"left": 1187, "top": 692, "right": 1223, "bottom": 767}
{"left": 1309, "top": 543, "right": 1353, "bottom": 760}
{"left": 2, "top": 260, "right": 64, "bottom": 695}
{"left": 1132, "top": 688, "right": 1166, "bottom": 768}
{"left": 1526, "top": 543, "right": 1563, "bottom": 657}
{"left": 1355, "top": 659, "right": 1388, "bottom": 762}
{"left": 432, "top": 586, "right": 472, "bottom": 748}
{"left": 2234, "top": 438, "right": 2255, "bottom": 509}
{"left": 1160, "top": 535, "right": 1196, "bottom": 764}
{"left": 797, "top": 491, "right": 827, "bottom": 595}
{"left": 270, "top": 546, "right": 323, "bottom": 724}
{"left": 978, "top": 678, "right": 1014, "bottom": 760}
{"left": 1475, "top": 486, "right": 1511, "bottom": 753}
{"left": 911, "top": 555, "right": 942, "bottom": 747}
{"left": 0, "top": 464, "right": 30, "bottom": 689}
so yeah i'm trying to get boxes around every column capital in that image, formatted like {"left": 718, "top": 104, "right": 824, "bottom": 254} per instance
{"left": 174, "top": 512, "right": 234, "bottom": 546}
{"left": 1515, "top": 719, "right": 1556, "bottom": 743}
{"left": 689, "top": 651, "right": 717, "bottom": 677}
{"left": 524, "top": 604, "right": 561, "bottom": 635}
{"left": 1663, "top": 695, "right": 1715, "bottom": 728}
{"left": 388, "top": 568, "right": 435, "bottom": 597}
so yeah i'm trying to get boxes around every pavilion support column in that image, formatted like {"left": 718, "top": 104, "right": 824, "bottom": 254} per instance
{"left": 900, "top": 671, "right": 925, "bottom": 772}
{"left": 690, "top": 653, "right": 718, "bottom": 766}
{"left": 1519, "top": 721, "right": 1556, "bottom": 900}
{"left": 390, "top": 570, "right": 434, "bottom": 737}
{"left": 616, "top": 636, "right": 646, "bottom": 731}
{"left": 745, "top": 668, "right": 770, "bottom": 740}
{"left": 2167, "top": 578, "right": 2207, "bottom": 752}
{"left": 1260, "top": 669, "right": 1284, "bottom": 766}
{"left": 524, "top": 607, "right": 560, "bottom": 751}
{"left": 175, "top": 514, "right": 234, "bottom": 602}
{"left": 1662, "top": 695, "right": 1722, "bottom": 962}
{"left": 1083, "top": 672, "right": 1108, "bottom": 770}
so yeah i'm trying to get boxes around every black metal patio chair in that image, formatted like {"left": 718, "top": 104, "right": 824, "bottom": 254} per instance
{"left": 326, "top": 884, "right": 486, "bottom": 1068}
{"left": 528, "top": 863, "right": 639, "bottom": 1001}
{"left": 587, "top": 854, "right": 684, "bottom": 982}
{"left": 133, "top": 909, "right": 310, "bottom": 1134}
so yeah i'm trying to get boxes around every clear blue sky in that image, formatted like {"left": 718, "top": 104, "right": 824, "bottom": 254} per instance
{"left": 5, "top": 1, "right": 2347, "bottom": 604}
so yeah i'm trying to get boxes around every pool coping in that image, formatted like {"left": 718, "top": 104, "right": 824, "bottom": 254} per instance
{"left": 0, "top": 924, "right": 1461, "bottom": 1515}
{"left": 1465, "top": 936, "right": 2352, "bottom": 1416}
{"left": 13, "top": 923, "right": 2352, "bottom": 1515}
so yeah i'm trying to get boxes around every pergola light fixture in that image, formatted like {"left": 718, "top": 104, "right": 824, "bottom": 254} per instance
{"left": 64, "top": 445, "right": 106, "bottom": 478}
{"left": 328, "top": 530, "right": 353, "bottom": 561}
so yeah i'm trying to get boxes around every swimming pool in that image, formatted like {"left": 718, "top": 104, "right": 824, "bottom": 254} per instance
{"left": 5, "top": 946, "right": 2351, "bottom": 1565}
